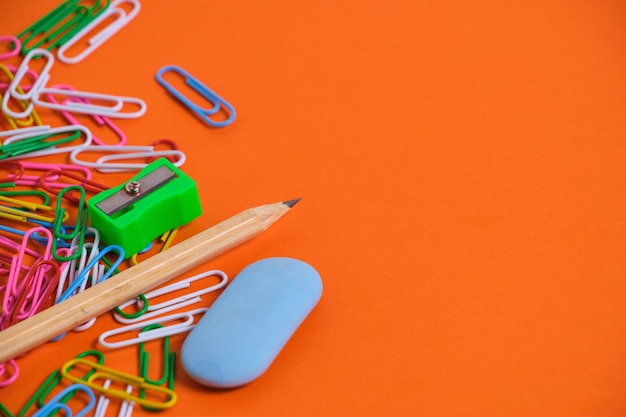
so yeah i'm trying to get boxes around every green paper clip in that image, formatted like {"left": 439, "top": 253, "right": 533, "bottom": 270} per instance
{"left": 87, "top": 158, "right": 202, "bottom": 258}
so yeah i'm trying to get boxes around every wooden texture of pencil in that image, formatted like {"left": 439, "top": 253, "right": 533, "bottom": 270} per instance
{"left": 0, "top": 199, "right": 300, "bottom": 364}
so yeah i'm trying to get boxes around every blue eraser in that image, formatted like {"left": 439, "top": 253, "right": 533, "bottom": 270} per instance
{"left": 181, "top": 257, "right": 323, "bottom": 388}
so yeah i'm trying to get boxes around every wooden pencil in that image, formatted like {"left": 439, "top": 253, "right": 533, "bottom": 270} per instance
{"left": 0, "top": 199, "right": 300, "bottom": 363}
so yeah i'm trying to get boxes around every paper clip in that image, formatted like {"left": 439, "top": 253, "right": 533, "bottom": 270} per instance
{"left": 0, "top": 194, "right": 65, "bottom": 225}
{"left": 4, "top": 227, "right": 54, "bottom": 300}
{"left": 5, "top": 260, "right": 60, "bottom": 327}
{"left": 0, "top": 126, "right": 50, "bottom": 141}
{"left": 25, "top": 350, "right": 104, "bottom": 415}
{"left": 0, "top": 64, "right": 40, "bottom": 95}
{"left": 156, "top": 65, "right": 236, "bottom": 127}
{"left": 139, "top": 324, "right": 175, "bottom": 386}
{"left": 0, "top": 125, "right": 93, "bottom": 160}
{"left": 18, "top": 0, "right": 111, "bottom": 54}
{"left": 45, "top": 84, "right": 127, "bottom": 145}
{"left": 94, "top": 380, "right": 135, "bottom": 417}
{"left": 145, "top": 139, "right": 179, "bottom": 163}
{"left": 139, "top": 324, "right": 175, "bottom": 411}
{"left": 99, "top": 308, "right": 208, "bottom": 348}
{"left": 128, "top": 228, "right": 178, "bottom": 266}
{"left": 58, "top": 0, "right": 141, "bottom": 64}
{"left": 0, "top": 160, "right": 92, "bottom": 188}
{"left": 55, "top": 232, "right": 102, "bottom": 304}
{"left": 0, "top": 65, "right": 44, "bottom": 125}
{"left": 114, "top": 270, "right": 228, "bottom": 324}
{"left": 57, "top": 245, "right": 123, "bottom": 303}
{"left": 8, "top": 49, "right": 54, "bottom": 102}
{"left": 70, "top": 145, "right": 185, "bottom": 172}
{"left": 52, "top": 186, "right": 89, "bottom": 262}
{"left": 0, "top": 402, "right": 13, "bottom": 417}
{"left": 0, "top": 189, "right": 51, "bottom": 206}
{"left": 0, "top": 198, "right": 60, "bottom": 224}
{"left": 40, "top": 169, "right": 108, "bottom": 202}
{"left": 0, "top": 36, "right": 21, "bottom": 60}
{"left": 61, "top": 358, "right": 177, "bottom": 410}
{"left": 32, "top": 384, "right": 95, "bottom": 417}
{"left": 0, "top": 359, "right": 18, "bottom": 388}
{"left": 32, "top": 87, "right": 147, "bottom": 119}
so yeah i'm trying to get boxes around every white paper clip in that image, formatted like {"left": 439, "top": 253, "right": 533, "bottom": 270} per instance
{"left": 98, "top": 308, "right": 208, "bottom": 349}
{"left": 1, "top": 125, "right": 93, "bottom": 160}
{"left": 8, "top": 48, "right": 53, "bottom": 102}
{"left": 94, "top": 380, "right": 135, "bottom": 417}
{"left": 0, "top": 125, "right": 51, "bottom": 140}
{"left": 70, "top": 145, "right": 185, "bottom": 172}
{"left": 114, "top": 270, "right": 228, "bottom": 324}
{"left": 32, "top": 87, "right": 147, "bottom": 119}
{"left": 58, "top": 0, "right": 141, "bottom": 64}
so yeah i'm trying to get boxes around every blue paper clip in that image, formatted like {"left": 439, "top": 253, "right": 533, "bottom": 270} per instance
{"left": 31, "top": 384, "right": 95, "bottom": 417}
{"left": 156, "top": 65, "right": 236, "bottom": 127}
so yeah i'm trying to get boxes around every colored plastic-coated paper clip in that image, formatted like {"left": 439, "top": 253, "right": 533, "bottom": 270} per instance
{"left": 31, "top": 384, "right": 95, "bottom": 417}
{"left": 114, "top": 269, "right": 228, "bottom": 324}
{"left": 52, "top": 186, "right": 89, "bottom": 262}
{"left": 57, "top": 245, "right": 124, "bottom": 302}
{"left": 46, "top": 85, "right": 127, "bottom": 146}
{"left": 32, "top": 87, "right": 147, "bottom": 119}
{"left": 0, "top": 125, "right": 93, "bottom": 160}
{"left": 87, "top": 158, "right": 201, "bottom": 257}
{"left": 0, "top": 360, "right": 19, "bottom": 388}
{"left": 61, "top": 358, "right": 177, "bottom": 410}
{"left": 7, "top": 49, "right": 54, "bottom": 102}
{"left": 0, "top": 36, "right": 21, "bottom": 60}
{"left": 94, "top": 380, "right": 135, "bottom": 417}
{"left": 0, "top": 61, "right": 46, "bottom": 123}
{"left": 70, "top": 144, "right": 184, "bottom": 172}
{"left": 17, "top": 0, "right": 111, "bottom": 54}
{"left": 15, "top": 350, "right": 103, "bottom": 416}
{"left": 156, "top": 65, "right": 236, "bottom": 127}
{"left": 99, "top": 308, "right": 208, "bottom": 348}
{"left": 58, "top": 0, "right": 141, "bottom": 64}
{"left": 0, "top": 402, "right": 13, "bottom": 417}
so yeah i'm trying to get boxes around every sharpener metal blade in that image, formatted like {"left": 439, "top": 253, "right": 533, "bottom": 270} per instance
{"left": 96, "top": 165, "right": 178, "bottom": 216}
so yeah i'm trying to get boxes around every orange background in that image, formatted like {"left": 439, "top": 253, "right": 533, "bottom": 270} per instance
{"left": 1, "top": 1, "right": 626, "bottom": 416}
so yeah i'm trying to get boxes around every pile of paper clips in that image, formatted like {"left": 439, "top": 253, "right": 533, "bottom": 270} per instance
{"left": 0, "top": 1, "right": 236, "bottom": 415}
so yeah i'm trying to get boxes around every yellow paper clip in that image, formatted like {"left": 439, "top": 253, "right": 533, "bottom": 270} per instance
{"left": 61, "top": 358, "right": 177, "bottom": 410}
{"left": 129, "top": 228, "right": 179, "bottom": 266}
{"left": 0, "top": 195, "right": 68, "bottom": 223}
{"left": 0, "top": 64, "right": 43, "bottom": 129}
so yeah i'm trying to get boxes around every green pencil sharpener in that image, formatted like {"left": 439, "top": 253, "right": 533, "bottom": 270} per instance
{"left": 87, "top": 158, "right": 202, "bottom": 258}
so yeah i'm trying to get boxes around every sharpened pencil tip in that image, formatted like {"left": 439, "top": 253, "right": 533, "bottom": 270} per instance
{"left": 283, "top": 198, "right": 301, "bottom": 208}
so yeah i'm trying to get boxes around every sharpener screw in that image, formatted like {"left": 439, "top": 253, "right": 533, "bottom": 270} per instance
{"left": 125, "top": 181, "right": 141, "bottom": 195}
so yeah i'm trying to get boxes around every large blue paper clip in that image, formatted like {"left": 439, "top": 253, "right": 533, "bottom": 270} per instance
{"left": 156, "top": 65, "right": 236, "bottom": 128}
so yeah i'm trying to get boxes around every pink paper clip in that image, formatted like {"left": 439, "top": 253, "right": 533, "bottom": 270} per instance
{"left": 0, "top": 359, "right": 19, "bottom": 387}
{"left": 17, "top": 161, "right": 92, "bottom": 188}
{"left": 44, "top": 85, "right": 127, "bottom": 146}
{"left": 0, "top": 36, "right": 21, "bottom": 60}
{"left": 0, "top": 160, "right": 23, "bottom": 183}
{"left": 40, "top": 169, "right": 108, "bottom": 203}
{"left": 7, "top": 259, "right": 60, "bottom": 326}
{"left": 5, "top": 227, "right": 53, "bottom": 300}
